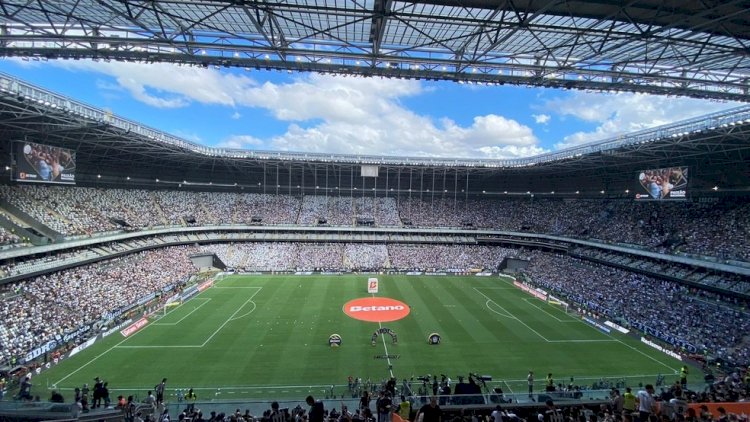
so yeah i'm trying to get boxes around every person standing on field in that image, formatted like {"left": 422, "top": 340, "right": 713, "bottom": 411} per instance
{"left": 527, "top": 371, "right": 535, "bottom": 399}
{"left": 155, "top": 378, "right": 167, "bottom": 405}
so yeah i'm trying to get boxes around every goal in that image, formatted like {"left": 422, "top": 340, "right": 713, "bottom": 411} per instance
{"left": 163, "top": 299, "right": 182, "bottom": 316}
{"left": 547, "top": 295, "right": 570, "bottom": 314}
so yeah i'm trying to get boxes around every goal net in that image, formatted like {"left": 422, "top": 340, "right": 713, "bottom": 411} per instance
{"left": 163, "top": 300, "right": 182, "bottom": 316}
{"left": 547, "top": 295, "right": 571, "bottom": 314}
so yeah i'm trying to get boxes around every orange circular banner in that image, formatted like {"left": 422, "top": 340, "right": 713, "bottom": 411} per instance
{"left": 343, "top": 297, "right": 410, "bottom": 322}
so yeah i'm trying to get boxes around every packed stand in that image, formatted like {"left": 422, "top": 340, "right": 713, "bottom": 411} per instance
{"left": 523, "top": 251, "right": 750, "bottom": 366}
{"left": 387, "top": 245, "right": 514, "bottom": 272}
{"left": 99, "top": 188, "right": 161, "bottom": 229}
{"left": 0, "top": 245, "right": 199, "bottom": 364}
{"left": 152, "top": 190, "right": 210, "bottom": 226}
{"left": 297, "top": 243, "right": 345, "bottom": 270}
{"left": 327, "top": 197, "right": 355, "bottom": 226}
{"left": 1, "top": 184, "right": 749, "bottom": 262}
{"left": 344, "top": 244, "right": 389, "bottom": 270}
{"left": 298, "top": 195, "right": 330, "bottom": 225}
{"left": 396, "top": 197, "right": 750, "bottom": 262}
{"left": 574, "top": 248, "right": 750, "bottom": 294}
{"left": 375, "top": 197, "right": 401, "bottom": 226}
{"left": 211, "top": 242, "right": 299, "bottom": 272}
{"left": 0, "top": 226, "right": 23, "bottom": 248}
{"left": 354, "top": 197, "right": 376, "bottom": 221}
{"left": 0, "top": 249, "right": 102, "bottom": 278}
{"left": 234, "top": 194, "right": 301, "bottom": 225}
{"left": 208, "top": 243, "right": 516, "bottom": 273}
{"left": 0, "top": 185, "right": 118, "bottom": 235}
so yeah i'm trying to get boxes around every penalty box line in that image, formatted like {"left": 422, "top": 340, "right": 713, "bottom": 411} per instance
{"left": 152, "top": 298, "right": 212, "bottom": 326}
{"left": 521, "top": 298, "right": 579, "bottom": 323}
{"left": 474, "top": 288, "right": 615, "bottom": 344}
{"left": 117, "top": 286, "right": 262, "bottom": 349}
{"left": 491, "top": 281, "right": 677, "bottom": 372}
{"left": 53, "top": 280, "right": 236, "bottom": 388}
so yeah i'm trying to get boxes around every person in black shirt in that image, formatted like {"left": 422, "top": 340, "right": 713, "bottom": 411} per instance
{"left": 19, "top": 377, "right": 32, "bottom": 401}
{"left": 49, "top": 390, "right": 64, "bottom": 403}
{"left": 155, "top": 378, "right": 167, "bottom": 405}
{"left": 376, "top": 391, "right": 392, "bottom": 422}
{"left": 544, "top": 400, "right": 564, "bottom": 422}
{"left": 307, "top": 395, "right": 325, "bottom": 422}
{"left": 102, "top": 382, "right": 111, "bottom": 408}
{"left": 360, "top": 391, "right": 371, "bottom": 411}
{"left": 417, "top": 396, "right": 442, "bottom": 422}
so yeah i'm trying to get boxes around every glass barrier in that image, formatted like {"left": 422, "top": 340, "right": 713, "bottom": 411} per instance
{"left": 159, "top": 390, "right": 617, "bottom": 419}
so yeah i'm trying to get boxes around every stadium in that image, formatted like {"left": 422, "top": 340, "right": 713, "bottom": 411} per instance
{"left": 0, "top": 1, "right": 749, "bottom": 422}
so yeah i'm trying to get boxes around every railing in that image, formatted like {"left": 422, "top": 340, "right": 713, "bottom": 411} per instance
{"left": 159, "top": 391, "right": 615, "bottom": 418}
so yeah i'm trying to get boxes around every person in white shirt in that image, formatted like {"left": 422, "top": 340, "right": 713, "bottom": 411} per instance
{"left": 491, "top": 406, "right": 504, "bottom": 422}
{"left": 637, "top": 384, "right": 656, "bottom": 421}
{"left": 669, "top": 388, "right": 688, "bottom": 420}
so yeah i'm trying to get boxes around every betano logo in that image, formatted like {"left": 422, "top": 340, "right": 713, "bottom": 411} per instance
{"left": 343, "top": 297, "right": 410, "bottom": 322}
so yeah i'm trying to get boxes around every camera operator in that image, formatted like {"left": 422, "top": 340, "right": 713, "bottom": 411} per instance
{"left": 439, "top": 379, "right": 451, "bottom": 406}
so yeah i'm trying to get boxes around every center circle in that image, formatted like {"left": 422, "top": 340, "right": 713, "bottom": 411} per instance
{"left": 343, "top": 297, "right": 411, "bottom": 322}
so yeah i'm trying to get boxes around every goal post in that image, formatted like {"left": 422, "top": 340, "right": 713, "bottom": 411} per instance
{"left": 163, "top": 291, "right": 182, "bottom": 316}
{"left": 547, "top": 295, "right": 570, "bottom": 314}
{"left": 163, "top": 300, "right": 182, "bottom": 316}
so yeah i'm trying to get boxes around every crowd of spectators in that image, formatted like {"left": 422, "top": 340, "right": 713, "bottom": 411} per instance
{"left": 0, "top": 227, "right": 23, "bottom": 248}
{"left": 299, "top": 196, "right": 330, "bottom": 225}
{"left": 0, "top": 185, "right": 748, "bottom": 262}
{"left": 0, "top": 245, "right": 199, "bottom": 363}
{"left": 0, "top": 249, "right": 102, "bottom": 278}
{"left": 0, "top": 185, "right": 118, "bottom": 235}
{"left": 522, "top": 251, "right": 750, "bottom": 366}
{"left": 297, "top": 243, "right": 346, "bottom": 270}
{"left": 388, "top": 245, "right": 516, "bottom": 272}
{"left": 111, "top": 374, "right": 750, "bottom": 422}
{"left": 202, "top": 242, "right": 510, "bottom": 272}
{"left": 573, "top": 248, "right": 750, "bottom": 294}
{"left": 327, "top": 197, "right": 354, "bottom": 226}
{"left": 344, "top": 244, "right": 389, "bottom": 270}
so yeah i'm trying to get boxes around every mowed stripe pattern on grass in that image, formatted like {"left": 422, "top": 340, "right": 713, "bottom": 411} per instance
{"left": 35, "top": 275, "right": 680, "bottom": 399}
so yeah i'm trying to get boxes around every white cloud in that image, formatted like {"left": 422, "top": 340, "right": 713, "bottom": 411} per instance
{"left": 219, "top": 135, "right": 264, "bottom": 149}
{"left": 533, "top": 113, "right": 550, "bottom": 124}
{"left": 50, "top": 60, "right": 544, "bottom": 158}
{"left": 52, "top": 60, "right": 252, "bottom": 108}
{"left": 267, "top": 111, "right": 545, "bottom": 159}
{"left": 230, "top": 111, "right": 241, "bottom": 120}
{"left": 171, "top": 130, "right": 203, "bottom": 144}
{"left": 545, "top": 92, "right": 740, "bottom": 149}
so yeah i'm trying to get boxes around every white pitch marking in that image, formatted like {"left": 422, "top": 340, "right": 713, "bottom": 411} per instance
{"left": 521, "top": 298, "right": 578, "bottom": 323}
{"left": 475, "top": 288, "right": 615, "bottom": 344}
{"left": 484, "top": 300, "right": 515, "bottom": 319}
{"left": 153, "top": 298, "right": 212, "bottom": 326}
{"left": 473, "top": 288, "right": 551, "bottom": 342}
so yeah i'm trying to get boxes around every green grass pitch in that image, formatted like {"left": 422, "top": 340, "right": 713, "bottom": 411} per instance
{"left": 33, "top": 274, "right": 683, "bottom": 401}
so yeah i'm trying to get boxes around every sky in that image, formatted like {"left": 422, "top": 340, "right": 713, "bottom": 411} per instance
{"left": 0, "top": 58, "right": 742, "bottom": 159}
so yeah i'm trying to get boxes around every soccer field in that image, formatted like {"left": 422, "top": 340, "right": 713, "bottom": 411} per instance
{"left": 33, "top": 274, "right": 682, "bottom": 401}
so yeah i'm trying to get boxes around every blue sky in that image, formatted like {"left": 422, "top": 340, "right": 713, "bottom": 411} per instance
{"left": 0, "top": 58, "right": 741, "bottom": 159}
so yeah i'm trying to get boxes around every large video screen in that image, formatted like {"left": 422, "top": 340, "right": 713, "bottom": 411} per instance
{"left": 12, "top": 141, "right": 76, "bottom": 184}
{"left": 636, "top": 166, "right": 688, "bottom": 200}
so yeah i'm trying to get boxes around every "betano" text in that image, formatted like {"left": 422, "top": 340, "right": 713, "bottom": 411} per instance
{"left": 349, "top": 305, "right": 405, "bottom": 312}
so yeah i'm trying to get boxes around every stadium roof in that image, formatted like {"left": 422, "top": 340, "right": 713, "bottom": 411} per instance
{"left": 0, "top": 0, "right": 749, "bottom": 101}
{"left": 1, "top": 71, "right": 749, "bottom": 194}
